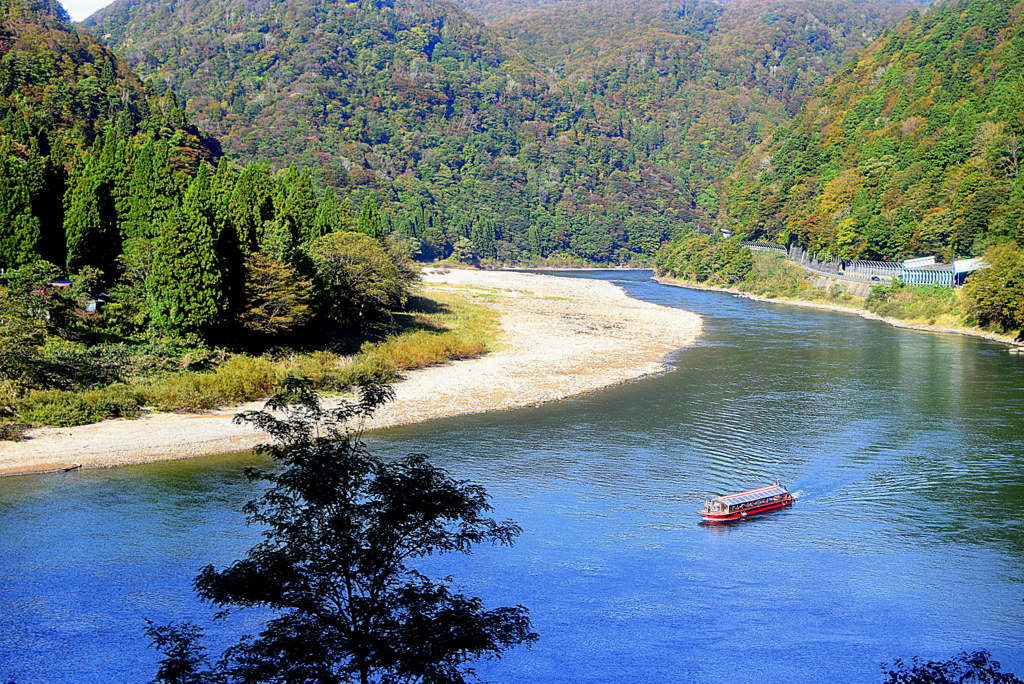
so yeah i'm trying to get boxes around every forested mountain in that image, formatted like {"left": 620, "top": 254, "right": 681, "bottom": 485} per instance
{"left": 489, "top": 0, "right": 926, "bottom": 222}
{"left": 721, "top": 0, "right": 1024, "bottom": 261}
{"left": 84, "top": 0, "right": 923, "bottom": 262}
{"left": 1, "top": 0, "right": 413, "bottom": 353}
{"left": 456, "top": 0, "right": 570, "bottom": 24}
{"left": 87, "top": 0, "right": 674, "bottom": 263}
{"left": 0, "top": 0, "right": 214, "bottom": 268}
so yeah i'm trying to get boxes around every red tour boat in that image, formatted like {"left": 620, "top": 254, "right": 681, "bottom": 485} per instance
{"left": 699, "top": 481, "right": 793, "bottom": 521}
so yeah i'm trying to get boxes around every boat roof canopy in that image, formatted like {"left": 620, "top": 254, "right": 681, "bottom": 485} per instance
{"left": 719, "top": 485, "right": 788, "bottom": 505}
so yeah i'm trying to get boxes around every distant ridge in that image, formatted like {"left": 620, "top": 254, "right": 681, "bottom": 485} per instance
{"left": 85, "top": 0, "right": 924, "bottom": 262}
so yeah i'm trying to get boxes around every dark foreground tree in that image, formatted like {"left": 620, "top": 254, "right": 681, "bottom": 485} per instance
{"left": 150, "top": 379, "right": 536, "bottom": 683}
{"left": 881, "top": 649, "right": 1023, "bottom": 684}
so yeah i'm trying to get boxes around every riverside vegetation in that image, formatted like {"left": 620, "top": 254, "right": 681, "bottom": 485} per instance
{"left": 654, "top": 230, "right": 1024, "bottom": 339}
{"left": 1, "top": 282, "right": 498, "bottom": 437}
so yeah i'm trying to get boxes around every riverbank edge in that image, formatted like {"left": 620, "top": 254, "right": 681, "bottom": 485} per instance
{"left": 0, "top": 271, "right": 703, "bottom": 478}
{"left": 653, "top": 275, "right": 1021, "bottom": 346}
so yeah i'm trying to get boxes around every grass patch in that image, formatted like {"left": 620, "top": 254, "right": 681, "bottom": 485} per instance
{"left": 17, "top": 383, "right": 144, "bottom": 427}
{"left": 138, "top": 355, "right": 278, "bottom": 413}
{"left": 864, "top": 282, "right": 964, "bottom": 324}
{"left": 7, "top": 291, "right": 500, "bottom": 429}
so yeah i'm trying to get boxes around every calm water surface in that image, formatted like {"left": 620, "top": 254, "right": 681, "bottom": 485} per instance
{"left": 1, "top": 271, "right": 1022, "bottom": 683}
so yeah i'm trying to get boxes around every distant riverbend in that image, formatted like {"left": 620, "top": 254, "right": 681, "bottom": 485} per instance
{"left": 654, "top": 274, "right": 1021, "bottom": 347}
{"left": 0, "top": 270, "right": 702, "bottom": 477}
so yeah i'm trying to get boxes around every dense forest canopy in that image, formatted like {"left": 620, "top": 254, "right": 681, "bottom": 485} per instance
{"left": 0, "top": 0, "right": 414, "bottom": 356}
{"left": 488, "top": 0, "right": 927, "bottom": 228}
{"left": 721, "top": 0, "right": 1024, "bottom": 262}
{"left": 83, "top": 0, "right": 924, "bottom": 262}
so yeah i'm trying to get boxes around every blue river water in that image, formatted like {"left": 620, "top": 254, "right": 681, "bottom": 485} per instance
{"left": 1, "top": 270, "right": 1022, "bottom": 683}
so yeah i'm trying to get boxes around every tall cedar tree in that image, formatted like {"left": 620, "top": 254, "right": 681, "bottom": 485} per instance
{"left": 312, "top": 189, "right": 352, "bottom": 237}
{"left": 64, "top": 148, "right": 119, "bottom": 276}
{"left": 0, "top": 152, "right": 41, "bottom": 268}
{"left": 356, "top": 194, "right": 384, "bottom": 241}
{"left": 227, "top": 164, "right": 275, "bottom": 257}
{"left": 146, "top": 165, "right": 224, "bottom": 340}
{"left": 149, "top": 380, "right": 537, "bottom": 684}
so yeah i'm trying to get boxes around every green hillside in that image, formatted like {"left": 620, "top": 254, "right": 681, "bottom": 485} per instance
{"left": 721, "top": 0, "right": 1024, "bottom": 261}
{"left": 491, "top": 0, "right": 925, "bottom": 222}
{"left": 0, "top": 0, "right": 216, "bottom": 268}
{"left": 84, "top": 0, "right": 922, "bottom": 262}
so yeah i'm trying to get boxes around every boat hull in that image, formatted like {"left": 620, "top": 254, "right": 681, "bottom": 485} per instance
{"left": 699, "top": 497, "right": 793, "bottom": 522}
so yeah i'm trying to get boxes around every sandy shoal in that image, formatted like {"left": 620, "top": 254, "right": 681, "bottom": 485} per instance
{"left": 0, "top": 270, "right": 702, "bottom": 477}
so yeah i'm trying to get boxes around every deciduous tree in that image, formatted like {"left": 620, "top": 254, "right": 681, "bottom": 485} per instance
{"left": 963, "top": 243, "right": 1024, "bottom": 336}
{"left": 881, "top": 649, "right": 1023, "bottom": 684}
{"left": 149, "top": 380, "right": 537, "bottom": 684}
{"left": 308, "top": 231, "right": 406, "bottom": 324}
{"left": 238, "top": 253, "right": 313, "bottom": 338}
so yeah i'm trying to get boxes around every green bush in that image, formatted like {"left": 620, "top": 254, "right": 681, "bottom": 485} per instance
{"left": 17, "top": 390, "right": 107, "bottom": 427}
{"left": 281, "top": 351, "right": 353, "bottom": 392}
{"left": 16, "top": 383, "right": 145, "bottom": 427}
{"left": 336, "top": 356, "right": 398, "bottom": 387}
{"left": 82, "top": 383, "right": 144, "bottom": 420}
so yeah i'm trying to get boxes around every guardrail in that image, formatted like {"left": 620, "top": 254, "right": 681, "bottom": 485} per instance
{"left": 739, "top": 241, "right": 962, "bottom": 288}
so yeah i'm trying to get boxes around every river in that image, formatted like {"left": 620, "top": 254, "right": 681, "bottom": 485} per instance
{"left": 1, "top": 270, "right": 1022, "bottom": 683}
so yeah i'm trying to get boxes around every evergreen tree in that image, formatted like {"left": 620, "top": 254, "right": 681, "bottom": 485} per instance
{"left": 277, "top": 166, "right": 320, "bottom": 247}
{"left": 229, "top": 163, "right": 275, "bottom": 256}
{"left": 33, "top": 147, "right": 69, "bottom": 268}
{"left": 146, "top": 168, "right": 224, "bottom": 340}
{"left": 311, "top": 189, "right": 352, "bottom": 238}
{"left": 356, "top": 193, "right": 385, "bottom": 240}
{"left": 64, "top": 148, "right": 119, "bottom": 276}
{"left": 0, "top": 152, "right": 42, "bottom": 268}
{"left": 121, "top": 139, "right": 177, "bottom": 244}
{"left": 470, "top": 220, "right": 496, "bottom": 260}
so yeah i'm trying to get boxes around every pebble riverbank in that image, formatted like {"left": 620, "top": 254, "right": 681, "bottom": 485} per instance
{"left": 0, "top": 270, "right": 703, "bottom": 477}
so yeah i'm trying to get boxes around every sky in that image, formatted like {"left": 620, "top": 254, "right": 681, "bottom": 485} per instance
{"left": 64, "top": 0, "right": 113, "bottom": 21}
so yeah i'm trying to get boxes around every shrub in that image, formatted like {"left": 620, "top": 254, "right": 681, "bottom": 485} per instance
{"left": 336, "top": 356, "right": 398, "bottom": 387}
{"left": 0, "top": 420, "right": 29, "bottom": 441}
{"left": 17, "top": 389, "right": 106, "bottom": 427}
{"left": 16, "top": 383, "right": 145, "bottom": 427}
{"left": 281, "top": 351, "right": 355, "bottom": 392}
{"left": 82, "top": 383, "right": 144, "bottom": 420}
{"left": 0, "top": 380, "right": 22, "bottom": 417}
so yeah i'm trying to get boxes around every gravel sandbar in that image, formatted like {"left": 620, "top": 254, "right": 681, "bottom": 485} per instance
{"left": 0, "top": 270, "right": 702, "bottom": 476}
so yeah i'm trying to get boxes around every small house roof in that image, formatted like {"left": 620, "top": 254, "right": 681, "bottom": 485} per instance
{"left": 718, "top": 485, "right": 788, "bottom": 505}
